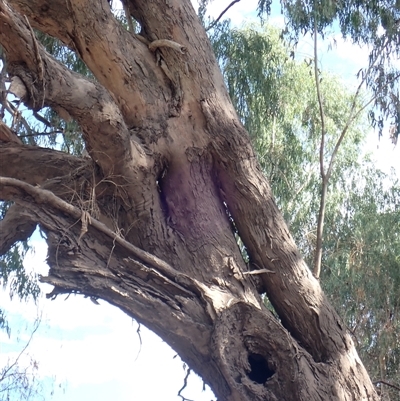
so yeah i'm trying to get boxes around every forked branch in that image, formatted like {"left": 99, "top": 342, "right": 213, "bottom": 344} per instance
{"left": 0, "top": 3, "right": 135, "bottom": 175}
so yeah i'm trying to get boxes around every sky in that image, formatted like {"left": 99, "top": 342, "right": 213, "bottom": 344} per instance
{"left": 1, "top": 1, "right": 399, "bottom": 401}
{"left": 0, "top": 238, "right": 215, "bottom": 401}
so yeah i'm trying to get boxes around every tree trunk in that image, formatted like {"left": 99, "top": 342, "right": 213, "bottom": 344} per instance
{"left": 0, "top": 1, "right": 379, "bottom": 399}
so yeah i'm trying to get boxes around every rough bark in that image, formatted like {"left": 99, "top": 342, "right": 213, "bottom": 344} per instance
{"left": 0, "top": 0, "right": 379, "bottom": 400}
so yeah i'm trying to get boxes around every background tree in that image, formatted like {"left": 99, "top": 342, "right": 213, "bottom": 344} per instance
{"left": 257, "top": 0, "right": 400, "bottom": 143}
{"left": 0, "top": 0, "right": 395, "bottom": 400}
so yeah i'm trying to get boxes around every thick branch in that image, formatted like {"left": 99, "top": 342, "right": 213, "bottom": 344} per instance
{"left": 0, "top": 178, "right": 186, "bottom": 296}
{"left": 0, "top": 142, "right": 86, "bottom": 185}
{"left": 205, "top": 101, "right": 351, "bottom": 363}
{"left": 0, "top": 204, "right": 37, "bottom": 255}
{"left": 0, "top": 175, "right": 237, "bottom": 398}
{"left": 7, "top": 0, "right": 170, "bottom": 127}
{"left": 0, "top": 3, "right": 137, "bottom": 175}
{"left": 0, "top": 4, "right": 142, "bottom": 174}
{"left": 0, "top": 121, "right": 22, "bottom": 144}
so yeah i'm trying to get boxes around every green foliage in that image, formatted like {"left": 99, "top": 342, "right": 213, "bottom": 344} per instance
{"left": 212, "top": 24, "right": 367, "bottom": 233}
{"left": 0, "top": 203, "right": 39, "bottom": 336}
{"left": 258, "top": 0, "right": 400, "bottom": 46}
{"left": 0, "top": 245, "right": 39, "bottom": 301}
{"left": 321, "top": 167, "right": 400, "bottom": 391}
{"left": 0, "top": 203, "right": 39, "bottom": 302}
{"left": 257, "top": 0, "right": 400, "bottom": 142}
{"left": 0, "top": 317, "right": 49, "bottom": 401}
{"left": 0, "top": 308, "right": 10, "bottom": 336}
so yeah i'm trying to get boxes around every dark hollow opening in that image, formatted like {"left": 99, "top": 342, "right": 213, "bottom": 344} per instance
{"left": 248, "top": 353, "right": 275, "bottom": 384}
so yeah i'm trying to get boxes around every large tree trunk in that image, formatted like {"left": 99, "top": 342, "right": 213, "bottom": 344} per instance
{"left": 0, "top": 1, "right": 379, "bottom": 399}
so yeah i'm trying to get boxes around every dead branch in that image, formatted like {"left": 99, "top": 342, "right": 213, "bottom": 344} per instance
{"left": 373, "top": 380, "right": 400, "bottom": 392}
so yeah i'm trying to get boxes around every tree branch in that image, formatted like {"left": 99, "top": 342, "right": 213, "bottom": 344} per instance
{"left": 204, "top": 98, "right": 349, "bottom": 363}
{"left": 0, "top": 175, "right": 230, "bottom": 377}
{"left": 314, "top": 24, "right": 326, "bottom": 181}
{"left": 312, "top": 37, "right": 395, "bottom": 279}
{"left": 0, "top": 142, "right": 86, "bottom": 186}
{"left": 0, "top": 176, "right": 218, "bottom": 311}
{"left": 0, "top": 121, "right": 22, "bottom": 144}
{"left": 206, "top": 0, "right": 241, "bottom": 31}
{"left": 373, "top": 380, "right": 400, "bottom": 392}
{"left": 0, "top": 3, "right": 138, "bottom": 175}
{"left": 0, "top": 204, "right": 37, "bottom": 255}
{"left": 7, "top": 0, "right": 170, "bottom": 127}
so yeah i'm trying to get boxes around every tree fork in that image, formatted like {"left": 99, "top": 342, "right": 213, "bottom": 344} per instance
{"left": 0, "top": 0, "right": 380, "bottom": 399}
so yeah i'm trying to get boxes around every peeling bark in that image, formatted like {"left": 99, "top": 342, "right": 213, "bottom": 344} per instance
{"left": 0, "top": 0, "right": 379, "bottom": 400}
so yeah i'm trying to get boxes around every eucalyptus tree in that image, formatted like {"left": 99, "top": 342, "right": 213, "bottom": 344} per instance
{"left": 256, "top": 0, "right": 400, "bottom": 279}
{"left": 321, "top": 166, "right": 400, "bottom": 400}
{"left": 257, "top": 0, "right": 400, "bottom": 141}
{"left": 0, "top": 1, "right": 386, "bottom": 400}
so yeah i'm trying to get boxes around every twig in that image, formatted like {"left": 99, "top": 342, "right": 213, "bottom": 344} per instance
{"left": 206, "top": 0, "right": 241, "bottom": 31}
{"left": 19, "top": 130, "right": 63, "bottom": 137}
{"left": 177, "top": 366, "right": 194, "bottom": 401}
{"left": 373, "top": 380, "right": 400, "bottom": 392}
{"left": 32, "top": 111, "right": 53, "bottom": 128}
{"left": 134, "top": 322, "right": 142, "bottom": 362}
{"left": 0, "top": 315, "right": 41, "bottom": 383}
{"left": 325, "top": 44, "right": 385, "bottom": 181}
{"left": 5, "top": 99, "right": 35, "bottom": 143}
